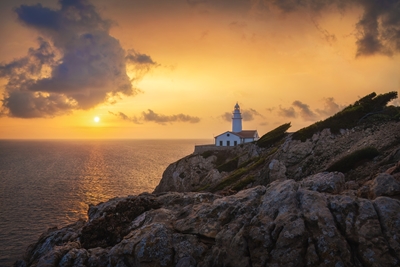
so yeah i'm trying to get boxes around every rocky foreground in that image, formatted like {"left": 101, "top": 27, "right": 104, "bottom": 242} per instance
{"left": 15, "top": 119, "right": 400, "bottom": 266}
{"left": 15, "top": 172, "right": 400, "bottom": 267}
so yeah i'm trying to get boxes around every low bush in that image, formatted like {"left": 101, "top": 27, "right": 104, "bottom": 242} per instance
{"left": 257, "top": 123, "right": 291, "bottom": 148}
{"left": 232, "top": 175, "right": 256, "bottom": 191}
{"left": 292, "top": 91, "right": 398, "bottom": 142}
{"left": 217, "top": 157, "right": 239, "bottom": 172}
{"left": 326, "top": 147, "right": 380, "bottom": 173}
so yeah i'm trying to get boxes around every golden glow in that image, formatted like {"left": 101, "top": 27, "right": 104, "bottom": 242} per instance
{"left": 0, "top": 2, "right": 398, "bottom": 139}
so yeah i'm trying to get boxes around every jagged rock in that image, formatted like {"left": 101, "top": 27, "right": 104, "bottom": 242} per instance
{"left": 367, "top": 173, "right": 400, "bottom": 199}
{"left": 300, "top": 172, "right": 345, "bottom": 194}
{"left": 154, "top": 122, "right": 399, "bottom": 194}
{"left": 358, "top": 173, "right": 400, "bottom": 200}
{"left": 16, "top": 175, "right": 400, "bottom": 267}
{"left": 154, "top": 154, "right": 217, "bottom": 193}
{"left": 15, "top": 121, "right": 400, "bottom": 266}
{"left": 268, "top": 159, "right": 287, "bottom": 182}
{"left": 386, "top": 161, "right": 400, "bottom": 175}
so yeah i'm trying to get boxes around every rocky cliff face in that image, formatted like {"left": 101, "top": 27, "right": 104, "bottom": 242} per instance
{"left": 154, "top": 121, "right": 400, "bottom": 194}
{"left": 15, "top": 171, "right": 400, "bottom": 267}
{"left": 14, "top": 121, "right": 400, "bottom": 267}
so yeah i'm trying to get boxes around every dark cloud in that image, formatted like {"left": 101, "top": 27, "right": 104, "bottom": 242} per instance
{"left": 110, "top": 109, "right": 201, "bottom": 125}
{"left": 315, "top": 97, "right": 342, "bottom": 117}
{"left": 278, "top": 105, "right": 296, "bottom": 118}
{"left": 108, "top": 111, "right": 141, "bottom": 124}
{"left": 196, "top": 0, "right": 400, "bottom": 56}
{"left": 265, "top": 0, "right": 400, "bottom": 56}
{"left": 390, "top": 98, "right": 400, "bottom": 106}
{"left": 126, "top": 50, "right": 157, "bottom": 65}
{"left": 278, "top": 97, "right": 344, "bottom": 121}
{"left": 311, "top": 18, "right": 337, "bottom": 46}
{"left": 125, "top": 49, "right": 158, "bottom": 81}
{"left": 143, "top": 109, "right": 200, "bottom": 124}
{"left": 220, "top": 108, "right": 264, "bottom": 122}
{"left": 292, "top": 100, "right": 318, "bottom": 121}
{"left": 242, "top": 108, "right": 265, "bottom": 121}
{"left": 1, "top": 0, "right": 154, "bottom": 118}
{"left": 221, "top": 112, "right": 231, "bottom": 122}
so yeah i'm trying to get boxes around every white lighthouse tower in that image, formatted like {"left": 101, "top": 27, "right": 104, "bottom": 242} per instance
{"left": 232, "top": 102, "right": 242, "bottom": 133}
{"left": 213, "top": 102, "right": 259, "bottom": 147}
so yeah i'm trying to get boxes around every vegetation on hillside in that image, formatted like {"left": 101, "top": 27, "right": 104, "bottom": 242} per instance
{"left": 256, "top": 123, "right": 291, "bottom": 148}
{"left": 292, "top": 91, "right": 399, "bottom": 142}
{"left": 326, "top": 147, "right": 380, "bottom": 173}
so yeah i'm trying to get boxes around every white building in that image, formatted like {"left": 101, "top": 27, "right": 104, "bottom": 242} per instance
{"left": 215, "top": 103, "right": 259, "bottom": 146}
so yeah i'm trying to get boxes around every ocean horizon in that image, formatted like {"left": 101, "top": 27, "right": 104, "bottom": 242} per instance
{"left": 0, "top": 139, "right": 210, "bottom": 266}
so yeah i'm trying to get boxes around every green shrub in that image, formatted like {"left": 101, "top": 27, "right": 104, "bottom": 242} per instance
{"left": 196, "top": 184, "right": 210, "bottom": 192}
{"left": 326, "top": 147, "right": 380, "bottom": 173}
{"left": 238, "top": 157, "right": 256, "bottom": 169}
{"left": 257, "top": 123, "right": 291, "bottom": 148}
{"left": 214, "top": 150, "right": 235, "bottom": 166}
{"left": 232, "top": 175, "right": 256, "bottom": 191}
{"left": 292, "top": 91, "right": 398, "bottom": 142}
{"left": 217, "top": 157, "right": 239, "bottom": 172}
{"left": 211, "top": 168, "right": 248, "bottom": 192}
{"left": 201, "top": 150, "right": 214, "bottom": 159}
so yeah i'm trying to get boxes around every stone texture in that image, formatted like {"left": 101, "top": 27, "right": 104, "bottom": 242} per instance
{"left": 15, "top": 174, "right": 400, "bottom": 267}
{"left": 155, "top": 121, "right": 400, "bottom": 193}
{"left": 300, "top": 172, "right": 345, "bottom": 194}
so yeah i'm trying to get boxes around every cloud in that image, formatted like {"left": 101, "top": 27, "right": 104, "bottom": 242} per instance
{"left": 277, "top": 97, "right": 344, "bottom": 121}
{"left": 110, "top": 109, "right": 201, "bottom": 125}
{"left": 125, "top": 49, "right": 158, "bottom": 81}
{"left": 268, "top": 0, "right": 400, "bottom": 56}
{"left": 315, "top": 97, "right": 343, "bottom": 117}
{"left": 278, "top": 106, "right": 296, "bottom": 118}
{"left": 292, "top": 100, "right": 318, "bottom": 121}
{"left": 196, "top": 0, "right": 400, "bottom": 56}
{"left": 221, "top": 112, "right": 231, "bottom": 122}
{"left": 0, "top": 0, "right": 155, "bottom": 118}
{"left": 242, "top": 108, "right": 265, "bottom": 121}
{"left": 109, "top": 111, "right": 141, "bottom": 124}
{"left": 390, "top": 98, "right": 400, "bottom": 106}
{"left": 220, "top": 108, "right": 264, "bottom": 122}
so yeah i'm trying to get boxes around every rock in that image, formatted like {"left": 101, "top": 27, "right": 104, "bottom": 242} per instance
{"left": 364, "top": 173, "right": 400, "bottom": 199}
{"left": 14, "top": 121, "right": 400, "bottom": 266}
{"left": 268, "top": 159, "right": 287, "bottom": 181}
{"left": 16, "top": 176, "right": 400, "bottom": 266}
{"left": 373, "top": 197, "right": 400, "bottom": 257}
{"left": 386, "top": 161, "right": 400, "bottom": 175}
{"left": 300, "top": 172, "right": 345, "bottom": 194}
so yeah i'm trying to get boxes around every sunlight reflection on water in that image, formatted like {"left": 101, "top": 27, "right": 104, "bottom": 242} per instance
{"left": 0, "top": 139, "right": 209, "bottom": 266}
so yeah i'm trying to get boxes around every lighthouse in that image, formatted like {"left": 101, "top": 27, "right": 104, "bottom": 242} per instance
{"left": 214, "top": 103, "right": 260, "bottom": 146}
{"left": 232, "top": 102, "right": 242, "bottom": 133}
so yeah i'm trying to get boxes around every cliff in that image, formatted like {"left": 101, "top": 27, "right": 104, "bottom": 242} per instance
{"left": 14, "top": 92, "right": 400, "bottom": 267}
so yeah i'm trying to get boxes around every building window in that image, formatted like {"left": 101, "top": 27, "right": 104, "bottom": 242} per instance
{"left": 234, "top": 141, "right": 237, "bottom": 146}
{"left": 219, "top": 141, "right": 223, "bottom": 146}
{"left": 227, "top": 141, "right": 230, "bottom": 146}
{"left": 227, "top": 133, "right": 230, "bottom": 137}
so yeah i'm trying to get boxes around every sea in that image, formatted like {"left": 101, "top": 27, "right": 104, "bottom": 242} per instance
{"left": 0, "top": 139, "right": 209, "bottom": 266}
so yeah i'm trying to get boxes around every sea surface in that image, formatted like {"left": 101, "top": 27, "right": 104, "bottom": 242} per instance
{"left": 0, "top": 139, "right": 209, "bottom": 266}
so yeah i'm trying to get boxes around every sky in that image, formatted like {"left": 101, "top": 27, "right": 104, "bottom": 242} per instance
{"left": 0, "top": 0, "right": 399, "bottom": 139}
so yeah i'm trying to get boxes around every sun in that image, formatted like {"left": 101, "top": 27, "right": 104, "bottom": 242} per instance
{"left": 94, "top": 116, "right": 100, "bottom": 123}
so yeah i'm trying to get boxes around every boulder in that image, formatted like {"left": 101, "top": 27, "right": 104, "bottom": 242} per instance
{"left": 16, "top": 175, "right": 400, "bottom": 267}
{"left": 300, "top": 172, "right": 345, "bottom": 194}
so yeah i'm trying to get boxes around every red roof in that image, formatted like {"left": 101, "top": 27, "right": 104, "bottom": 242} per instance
{"left": 235, "top": 130, "right": 258, "bottom": 138}
{"left": 214, "top": 130, "right": 258, "bottom": 139}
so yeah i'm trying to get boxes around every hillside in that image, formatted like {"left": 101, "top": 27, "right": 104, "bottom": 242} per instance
{"left": 14, "top": 92, "right": 400, "bottom": 267}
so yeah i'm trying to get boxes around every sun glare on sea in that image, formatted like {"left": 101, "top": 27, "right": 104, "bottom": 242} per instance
{"left": 94, "top": 116, "right": 100, "bottom": 123}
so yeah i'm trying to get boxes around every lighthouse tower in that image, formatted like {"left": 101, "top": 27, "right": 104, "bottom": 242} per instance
{"left": 232, "top": 102, "right": 242, "bottom": 133}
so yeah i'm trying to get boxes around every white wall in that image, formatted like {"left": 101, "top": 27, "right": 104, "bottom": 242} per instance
{"left": 215, "top": 132, "right": 241, "bottom": 146}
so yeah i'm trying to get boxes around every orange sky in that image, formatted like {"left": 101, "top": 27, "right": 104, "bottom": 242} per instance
{"left": 0, "top": 0, "right": 399, "bottom": 139}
